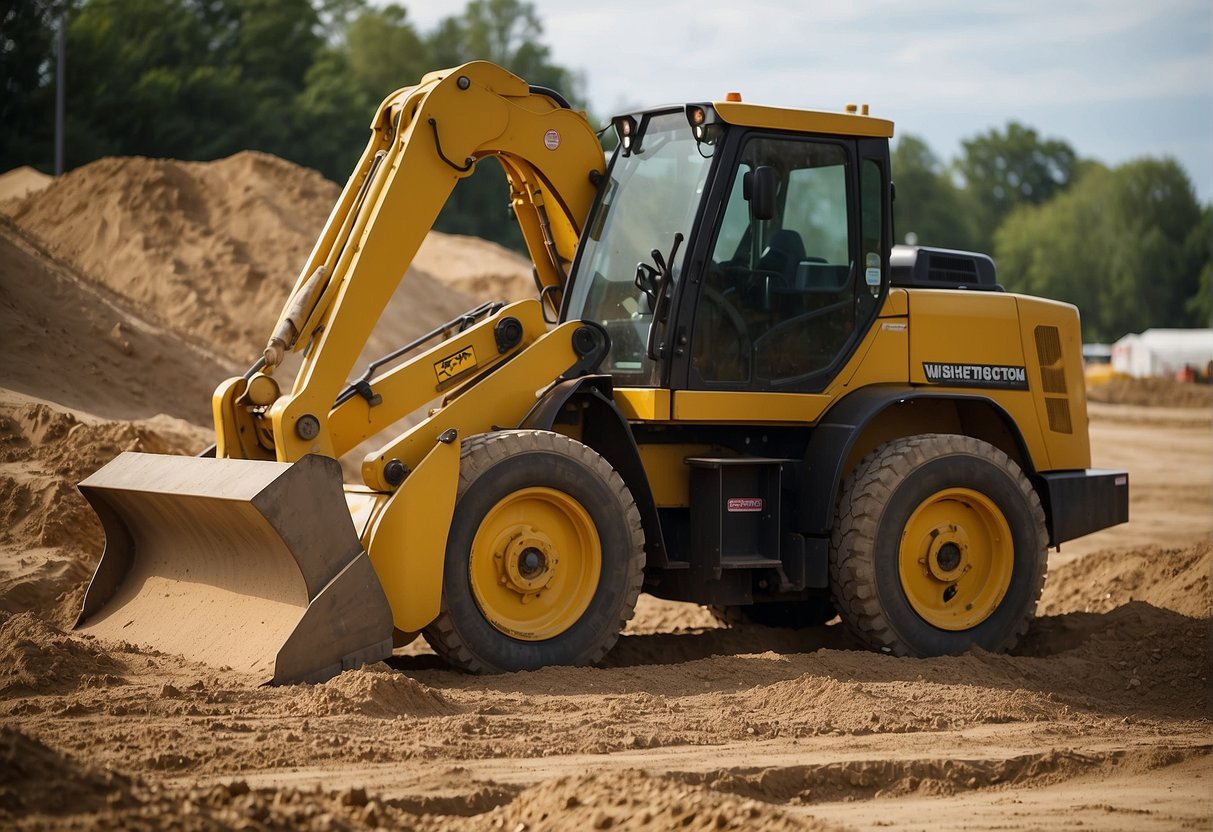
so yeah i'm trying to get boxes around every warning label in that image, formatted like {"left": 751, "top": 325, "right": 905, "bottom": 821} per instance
{"left": 726, "top": 497, "right": 763, "bottom": 513}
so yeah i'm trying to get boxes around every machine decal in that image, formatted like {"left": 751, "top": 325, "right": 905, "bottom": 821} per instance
{"left": 543, "top": 129, "right": 561, "bottom": 150}
{"left": 726, "top": 497, "right": 764, "bottom": 513}
{"left": 435, "top": 346, "right": 478, "bottom": 383}
{"left": 922, "top": 362, "right": 1028, "bottom": 390}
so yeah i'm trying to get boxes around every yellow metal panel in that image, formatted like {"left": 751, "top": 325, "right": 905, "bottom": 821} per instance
{"left": 637, "top": 443, "right": 720, "bottom": 507}
{"left": 907, "top": 290, "right": 1051, "bottom": 470}
{"left": 713, "top": 101, "right": 894, "bottom": 138}
{"left": 364, "top": 437, "right": 460, "bottom": 633}
{"left": 1016, "top": 296, "right": 1092, "bottom": 470}
{"left": 673, "top": 390, "right": 832, "bottom": 423}
{"left": 361, "top": 321, "right": 585, "bottom": 490}
{"left": 326, "top": 301, "right": 547, "bottom": 458}
{"left": 880, "top": 288, "right": 909, "bottom": 317}
{"left": 827, "top": 317, "right": 910, "bottom": 395}
{"left": 613, "top": 388, "right": 671, "bottom": 421}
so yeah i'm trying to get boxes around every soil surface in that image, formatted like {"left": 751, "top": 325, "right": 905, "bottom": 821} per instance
{"left": 1, "top": 156, "right": 1209, "bottom": 831}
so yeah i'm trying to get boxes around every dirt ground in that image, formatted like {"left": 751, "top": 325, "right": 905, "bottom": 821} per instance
{"left": 1, "top": 156, "right": 1209, "bottom": 831}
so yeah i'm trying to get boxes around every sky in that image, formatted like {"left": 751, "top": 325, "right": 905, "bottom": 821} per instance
{"left": 396, "top": 0, "right": 1213, "bottom": 203}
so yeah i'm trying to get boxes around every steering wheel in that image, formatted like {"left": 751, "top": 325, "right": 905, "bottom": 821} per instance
{"left": 695, "top": 285, "right": 752, "bottom": 381}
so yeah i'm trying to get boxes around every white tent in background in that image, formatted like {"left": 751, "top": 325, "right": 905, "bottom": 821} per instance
{"left": 1111, "top": 329, "right": 1213, "bottom": 378}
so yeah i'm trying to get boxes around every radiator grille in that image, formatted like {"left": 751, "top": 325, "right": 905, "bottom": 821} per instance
{"left": 1035, "top": 325, "right": 1071, "bottom": 432}
{"left": 1045, "top": 397, "right": 1073, "bottom": 434}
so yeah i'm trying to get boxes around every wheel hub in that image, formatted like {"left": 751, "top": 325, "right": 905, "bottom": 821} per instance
{"left": 496, "top": 525, "right": 558, "bottom": 599}
{"left": 924, "top": 525, "right": 970, "bottom": 581}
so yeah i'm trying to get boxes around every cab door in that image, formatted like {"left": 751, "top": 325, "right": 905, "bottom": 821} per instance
{"left": 672, "top": 133, "right": 887, "bottom": 399}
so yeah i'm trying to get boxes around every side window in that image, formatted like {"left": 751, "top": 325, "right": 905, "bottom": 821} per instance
{"left": 692, "top": 137, "right": 871, "bottom": 388}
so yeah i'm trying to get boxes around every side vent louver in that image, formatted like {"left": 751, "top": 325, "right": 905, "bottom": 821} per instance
{"left": 1034, "top": 325, "right": 1071, "bottom": 433}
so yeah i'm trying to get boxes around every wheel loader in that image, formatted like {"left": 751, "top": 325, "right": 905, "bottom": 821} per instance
{"left": 75, "top": 62, "right": 1129, "bottom": 683}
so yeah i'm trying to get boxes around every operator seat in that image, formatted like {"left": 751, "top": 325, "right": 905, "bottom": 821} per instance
{"left": 756, "top": 229, "right": 806, "bottom": 284}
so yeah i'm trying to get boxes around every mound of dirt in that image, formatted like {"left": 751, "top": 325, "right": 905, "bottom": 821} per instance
{"left": 293, "top": 664, "right": 457, "bottom": 718}
{"left": 0, "top": 727, "right": 134, "bottom": 818}
{"left": 4, "top": 153, "right": 337, "bottom": 359}
{"left": 1038, "top": 541, "right": 1211, "bottom": 618}
{"left": 0, "top": 397, "right": 207, "bottom": 616}
{"left": 0, "top": 612, "right": 124, "bottom": 695}
{"left": 3, "top": 153, "right": 535, "bottom": 380}
{"left": 464, "top": 768, "right": 837, "bottom": 832}
{"left": 413, "top": 232, "right": 534, "bottom": 302}
{"left": 0, "top": 165, "right": 52, "bottom": 202}
{"left": 1088, "top": 376, "right": 1213, "bottom": 408}
{"left": 0, "top": 222, "right": 237, "bottom": 423}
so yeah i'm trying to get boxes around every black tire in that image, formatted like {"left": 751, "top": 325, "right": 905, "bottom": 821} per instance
{"left": 423, "top": 430, "right": 644, "bottom": 673}
{"left": 829, "top": 434, "right": 1047, "bottom": 657}
{"left": 711, "top": 598, "right": 837, "bottom": 629}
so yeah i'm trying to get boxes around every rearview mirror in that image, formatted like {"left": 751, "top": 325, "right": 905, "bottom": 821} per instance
{"left": 745, "top": 165, "right": 778, "bottom": 221}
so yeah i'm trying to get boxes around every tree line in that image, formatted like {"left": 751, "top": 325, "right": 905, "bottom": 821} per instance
{"left": 893, "top": 124, "right": 1210, "bottom": 342}
{"left": 3, "top": 0, "right": 1208, "bottom": 341}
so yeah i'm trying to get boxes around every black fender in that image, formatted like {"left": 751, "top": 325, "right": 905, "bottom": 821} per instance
{"left": 519, "top": 376, "right": 669, "bottom": 567}
{"left": 800, "top": 385, "right": 1034, "bottom": 535}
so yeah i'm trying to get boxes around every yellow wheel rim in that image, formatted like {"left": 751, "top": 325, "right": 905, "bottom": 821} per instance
{"left": 898, "top": 487, "right": 1014, "bottom": 631}
{"left": 468, "top": 487, "right": 601, "bottom": 641}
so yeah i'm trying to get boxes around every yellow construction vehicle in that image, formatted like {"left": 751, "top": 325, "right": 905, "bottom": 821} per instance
{"left": 75, "top": 62, "right": 1128, "bottom": 683}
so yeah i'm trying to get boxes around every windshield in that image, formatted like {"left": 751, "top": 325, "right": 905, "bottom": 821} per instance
{"left": 565, "top": 112, "right": 713, "bottom": 386}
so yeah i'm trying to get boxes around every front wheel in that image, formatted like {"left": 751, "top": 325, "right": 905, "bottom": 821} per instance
{"left": 830, "top": 434, "right": 1047, "bottom": 657}
{"left": 423, "top": 431, "right": 644, "bottom": 673}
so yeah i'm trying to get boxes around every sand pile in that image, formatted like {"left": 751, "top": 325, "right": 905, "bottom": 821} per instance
{"left": 0, "top": 398, "right": 206, "bottom": 617}
{"left": 0, "top": 166, "right": 52, "bottom": 201}
{"left": 1088, "top": 376, "right": 1213, "bottom": 408}
{"left": 463, "top": 769, "right": 836, "bottom": 832}
{"left": 0, "top": 612, "right": 124, "bottom": 695}
{"left": 0, "top": 727, "right": 134, "bottom": 818}
{"left": 292, "top": 665, "right": 457, "bottom": 718}
{"left": 413, "top": 231, "right": 534, "bottom": 302}
{"left": 3, "top": 154, "right": 536, "bottom": 379}
{"left": 1038, "top": 540, "right": 1210, "bottom": 618}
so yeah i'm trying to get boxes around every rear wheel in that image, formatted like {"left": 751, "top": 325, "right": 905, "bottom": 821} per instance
{"left": 830, "top": 434, "right": 1047, "bottom": 656}
{"left": 423, "top": 430, "right": 644, "bottom": 673}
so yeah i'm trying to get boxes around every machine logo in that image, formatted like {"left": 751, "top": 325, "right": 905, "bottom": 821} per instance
{"left": 726, "top": 497, "right": 764, "bottom": 513}
{"left": 435, "top": 346, "right": 478, "bottom": 383}
{"left": 922, "top": 362, "right": 1028, "bottom": 390}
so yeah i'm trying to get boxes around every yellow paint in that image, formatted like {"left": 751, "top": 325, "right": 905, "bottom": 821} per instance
{"left": 673, "top": 390, "right": 833, "bottom": 423}
{"left": 364, "top": 436, "right": 460, "bottom": 633}
{"left": 713, "top": 101, "right": 894, "bottom": 138}
{"left": 637, "top": 443, "right": 722, "bottom": 507}
{"left": 327, "top": 301, "right": 546, "bottom": 459}
{"left": 362, "top": 321, "right": 587, "bottom": 490}
{"left": 907, "top": 289, "right": 1050, "bottom": 470}
{"left": 613, "top": 388, "right": 671, "bottom": 421}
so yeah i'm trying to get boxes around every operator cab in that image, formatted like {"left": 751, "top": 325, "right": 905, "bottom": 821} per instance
{"left": 562, "top": 99, "right": 894, "bottom": 395}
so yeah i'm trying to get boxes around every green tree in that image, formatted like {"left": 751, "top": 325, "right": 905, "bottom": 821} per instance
{"left": 891, "top": 134, "right": 977, "bottom": 251}
{"left": 958, "top": 122, "right": 1078, "bottom": 252}
{"left": 0, "top": 0, "right": 78, "bottom": 173}
{"left": 995, "top": 158, "right": 1208, "bottom": 341}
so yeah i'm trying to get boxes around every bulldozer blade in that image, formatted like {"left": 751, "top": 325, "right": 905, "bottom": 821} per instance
{"left": 75, "top": 452, "right": 393, "bottom": 685}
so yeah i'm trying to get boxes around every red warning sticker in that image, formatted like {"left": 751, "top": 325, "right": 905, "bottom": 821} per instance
{"left": 726, "top": 497, "right": 763, "bottom": 513}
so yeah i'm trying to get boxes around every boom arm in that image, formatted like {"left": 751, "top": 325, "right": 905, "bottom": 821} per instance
{"left": 213, "top": 62, "right": 606, "bottom": 468}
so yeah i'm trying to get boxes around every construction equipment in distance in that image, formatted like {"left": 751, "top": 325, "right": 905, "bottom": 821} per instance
{"left": 75, "top": 62, "right": 1129, "bottom": 683}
